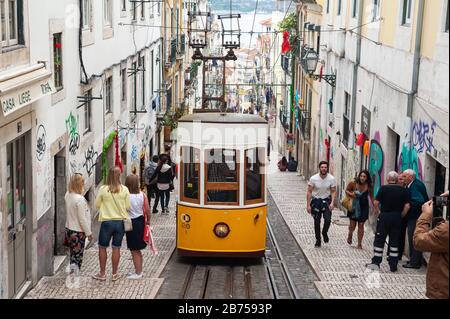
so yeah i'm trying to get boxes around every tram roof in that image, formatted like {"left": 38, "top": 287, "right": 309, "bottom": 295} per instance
{"left": 178, "top": 113, "right": 268, "bottom": 124}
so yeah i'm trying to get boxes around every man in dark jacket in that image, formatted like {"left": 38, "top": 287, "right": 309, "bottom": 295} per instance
{"left": 414, "top": 197, "right": 449, "bottom": 299}
{"left": 144, "top": 155, "right": 160, "bottom": 214}
{"left": 403, "top": 169, "right": 429, "bottom": 269}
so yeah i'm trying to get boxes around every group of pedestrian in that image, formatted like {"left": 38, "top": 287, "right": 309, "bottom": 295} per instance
{"left": 306, "top": 163, "right": 449, "bottom": 298}
{"left": 63, "top": 149, "right": 176, "bottom": 281}
{"left": 143, "top": 151, "right": 176, "bottom": 215}
{"left": 366, "top": 169, "right": 430, "bottom": 272}
{"left": 277, "top": 156, "right": 298, "bottom": 172}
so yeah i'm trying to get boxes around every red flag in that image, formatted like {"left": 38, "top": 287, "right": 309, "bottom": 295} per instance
{"left": 281, "top": 31, "right": 291, "bottom": 54}
{"left": 114, "top": 130, "right": 123, "bottom": 172}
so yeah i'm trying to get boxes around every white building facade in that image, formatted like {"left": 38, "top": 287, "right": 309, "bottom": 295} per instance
{"left": 0, "top": 0, "right": 163, "bottom": 298}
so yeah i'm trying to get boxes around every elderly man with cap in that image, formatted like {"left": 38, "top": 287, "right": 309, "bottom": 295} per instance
{"left": 403, "top": 169, "right": 429, "bottom": 269}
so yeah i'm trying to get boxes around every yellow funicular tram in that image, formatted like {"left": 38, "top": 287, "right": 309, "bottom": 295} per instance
{"left": 176, "top": 112, "right": 268, "bottom": 257}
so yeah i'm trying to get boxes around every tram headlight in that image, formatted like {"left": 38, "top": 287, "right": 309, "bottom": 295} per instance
{"left": 213, "top": 223, "right": 230, "bottom": 238}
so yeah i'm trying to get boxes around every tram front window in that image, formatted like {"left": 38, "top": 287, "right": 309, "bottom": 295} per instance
{"left": 245, "top": 148, "right": 265, "bottom": 203}
{"left": 181, "top": 147, "right": 200, "bottom": 203}
{"left": 206, "top": 149, "right": 239, "bottom": 204}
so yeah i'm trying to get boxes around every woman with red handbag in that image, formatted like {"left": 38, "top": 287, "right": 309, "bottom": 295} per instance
{"left": 124, "top": 174, "right": 151, "bottom": 280}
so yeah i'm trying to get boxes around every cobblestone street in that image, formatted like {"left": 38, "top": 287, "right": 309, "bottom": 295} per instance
{"left": 25, "top": 171, "right": 428, "bottom": 299}
{"left": 267, "top": 170, "right": 428, "bottom": 299}
{"left": 25, "top": 195, "right": 178, "bottom": 299}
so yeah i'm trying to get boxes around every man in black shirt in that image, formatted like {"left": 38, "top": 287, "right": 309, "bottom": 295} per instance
{"left": 366, "top": 171, "right": 411, "bottom": 272}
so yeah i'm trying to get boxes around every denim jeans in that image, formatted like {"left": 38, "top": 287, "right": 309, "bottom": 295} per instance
{"left": 159, "top": 189, "right": 170, "bottom": 209}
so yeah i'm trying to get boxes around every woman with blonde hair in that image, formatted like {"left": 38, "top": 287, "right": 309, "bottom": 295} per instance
{"left": 124, "top": 174, "right": 151, "bottom": 279}
{"left": 64, "top": 173, "right": 92, "bottom": 271}
{"left": 93, "top": 167, "right": 130, "bottom": 281}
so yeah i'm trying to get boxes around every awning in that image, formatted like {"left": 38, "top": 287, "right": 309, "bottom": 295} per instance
{"left": 0, "top": 63, "right": 55, "bottom": 117}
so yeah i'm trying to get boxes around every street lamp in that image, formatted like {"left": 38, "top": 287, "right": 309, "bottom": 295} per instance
{"left": 301, "top": 47, "right": 336, "bottom": 87}
{"left": 302, "top": 48, "right": 319, "bottom": 74}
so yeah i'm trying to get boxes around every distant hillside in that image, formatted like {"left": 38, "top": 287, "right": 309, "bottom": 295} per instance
{"left": 209, "top": 0, "right": 277, "bottom": 13}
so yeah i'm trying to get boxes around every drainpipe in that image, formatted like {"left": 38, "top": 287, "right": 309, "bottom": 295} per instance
{"left": 350, "top": 0, "right": 364, "bottom": 147}
{"left": 407, "top": 0, "right": 425, "bottom": 146}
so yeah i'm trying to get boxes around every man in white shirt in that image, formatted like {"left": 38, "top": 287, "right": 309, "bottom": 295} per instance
{"left": 306, "top": 161, "right": 337, "bottom": 247}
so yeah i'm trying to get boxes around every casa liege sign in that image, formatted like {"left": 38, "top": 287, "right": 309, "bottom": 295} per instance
{"left": 1, "top": 79, "right": 55, "bottom": 116}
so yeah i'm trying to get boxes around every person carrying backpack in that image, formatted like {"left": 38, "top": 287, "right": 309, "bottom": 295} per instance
{"left": 144, "top": 155, "right": 160, "bottom": 214}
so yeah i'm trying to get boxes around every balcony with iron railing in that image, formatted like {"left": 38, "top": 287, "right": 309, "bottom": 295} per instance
{"left": 179, "top": 34, "right": 186, "bottom": 56}
{"left": 299, "top": 110, "right": 311, "bottom": 141}
{"left": 171, "top": 38, "right": 177, "bottom": 64}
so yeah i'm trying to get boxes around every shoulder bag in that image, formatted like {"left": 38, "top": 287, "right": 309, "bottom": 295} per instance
{"left": 110, "top": 191, "right": 133, "bottom": 232}
{"left": 341, "top": 181, "right": 354, "bottom": 212}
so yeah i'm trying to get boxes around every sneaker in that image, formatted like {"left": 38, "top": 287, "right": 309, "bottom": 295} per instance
{"left": 152, "top": 209, "right": 158, "bottom": 214}
{"left": 163, "top": 208, "right": 170, "bottom": 214}
{"left": 127, "top": 273, "right": 143, "bottom": 280}
{"left": 314, "top": 240, "right": 321, "bottom": 248}
{"left": 322, "top": 233, "right": 329, "bottom": 243}
{"left": 390, "top": 266, "right": 398, "bottom": 273}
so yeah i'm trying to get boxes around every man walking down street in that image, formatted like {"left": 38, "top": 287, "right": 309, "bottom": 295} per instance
{"left": 144, "top": 155, "right": 160, "bottom": 214}
{"left": 367, "top": 172, "right": 411, "bottom": 272}
{"left": 403, "top": 169, "right": 429, "bottom": 269}
{"left": 306, "top": 161, "right": 337, "bottom": 248}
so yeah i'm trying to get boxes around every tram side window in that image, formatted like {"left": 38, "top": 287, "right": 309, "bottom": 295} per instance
{"left": 206, "top": 149, "right": 239, "bottom": 204}
{"left": 245, "top": 148, "right": 265, "bottom": 203}
{"left": 181, "top": 146, "right": 200, "bottom": 202}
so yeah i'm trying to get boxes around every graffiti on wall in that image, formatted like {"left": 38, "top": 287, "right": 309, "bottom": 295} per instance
{"left": 368, "top": 133, "right": 384, "bottom": 197}
{"left": 66, "top": 112, "right": 80, "bottom": 156}
{"left": 36, "top": 160, "right": 51, "bottom": 218}
{"left": 398, "top": 144, "right": 423, "bottom": 181}
{"left": 131, "top": 145, "right": 138, "bottom": 162}
{"left": 83, "top": 145, "right": 98, "bottom": 177}
{"left": 36, "top": 124, "right": 47, "bottom": 161}
{"left": 412, "top": 120, "right": 436, "bottom": 154}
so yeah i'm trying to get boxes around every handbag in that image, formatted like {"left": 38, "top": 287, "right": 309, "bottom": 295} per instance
{"left": 143, "top": 203, "right": 158, "bottom": 255}
{"left": 341, "top": 181, "right": 355, "bottom": 212}
{"left": 341, "top": 196, "right": 353, "bottom": 212}
{"left": 110, "top": 191, "right": 132, "bottom": 232}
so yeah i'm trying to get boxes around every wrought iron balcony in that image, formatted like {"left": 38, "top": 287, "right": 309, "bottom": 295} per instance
{"left": 300, "top": 110, "right": 311, "bottom": 141}
{"left": 179, "top": 34, "right": 186, "bottom": 55}
{"left": 171, "top": 38, "right": 177, "bottom": 64}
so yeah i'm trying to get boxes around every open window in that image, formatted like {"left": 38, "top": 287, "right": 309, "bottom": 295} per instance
{"left": 205, "top": 149, "right": 239, "bottom": 205}
{"left": 245, "top": 148, "right": 265, "bottom": 205}
{"left": 180, "top": 146, "right": 200, "bottom": 204}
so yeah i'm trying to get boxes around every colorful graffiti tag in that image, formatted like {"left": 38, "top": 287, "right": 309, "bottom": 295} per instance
{"left": 368, "top": 139, "right": 384, "bottom": 197}
{"left": 412, "top": 120, "right": 436, "bottom": 154}
{"left": 66, "top": 112, "right": 80, "bottom": 155}
{"left": 398, "top": 143, "right": 423, "bottom": 181}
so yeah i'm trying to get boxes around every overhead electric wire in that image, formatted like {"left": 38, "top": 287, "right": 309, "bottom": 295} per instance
{"left": 247, "top": 0, "right": 259, "bottom": 50}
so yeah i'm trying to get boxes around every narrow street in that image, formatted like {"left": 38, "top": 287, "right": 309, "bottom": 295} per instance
{"left": 1, "top": 0, "right": 447, "bottom": 301}
{"left": 25, "top": 170, "right": 427, "bottom": 299}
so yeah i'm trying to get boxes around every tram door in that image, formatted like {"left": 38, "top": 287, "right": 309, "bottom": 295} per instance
{"left": 6, "top": 134, "right": 30, "bottom": 298}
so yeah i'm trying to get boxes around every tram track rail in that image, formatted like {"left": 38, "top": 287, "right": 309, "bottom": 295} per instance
{"left": 264, "top": 218, "right": 301, "bottom": 299}
{"left": 180, "top": 264, "right": 256, "bottom": 299}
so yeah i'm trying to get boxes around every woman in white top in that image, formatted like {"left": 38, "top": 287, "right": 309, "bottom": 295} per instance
{"left": 124, "top": 174, "right": 151, "bottom": 279}
{"left": 64, "top": 173, "right": 92, "bottom": 270}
